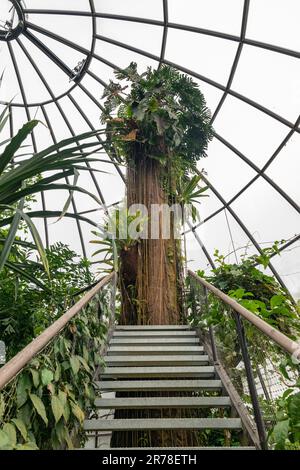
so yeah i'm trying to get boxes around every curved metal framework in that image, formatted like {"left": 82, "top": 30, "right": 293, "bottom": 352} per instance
{"left": 0, "top": 0, "right": 299, "bottom": 297}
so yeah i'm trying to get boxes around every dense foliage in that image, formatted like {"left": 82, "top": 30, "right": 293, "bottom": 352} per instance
{"left": 0, "top": 238, "right": 93, "bottom": 359}
{"left": 101, "top": 62, "right": 212, "bottom": 210}
{"left": 196, "top": 244, "right": 299, "bottom": 335}
{"left": 102, "top": 62, "right": 213, "bottom": 167}
{"left": 188, "top": 243, "right": 300, "bottom": 450}
{"left": 0, "top": 233, "right": 113, "bottom": 450}
{"left": 0, "top": 287, "right": 110, "bottom": 450}
{"left": 0, "top": 104, "right": 107, "bottom": 286}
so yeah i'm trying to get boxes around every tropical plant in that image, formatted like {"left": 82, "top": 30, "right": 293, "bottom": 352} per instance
{"left": 199, "top": 243, "right": 299, "bottom": 335}
{"left": 0, "top": 284, "right": 110, "bottom": 450}
{"left": 0, "top": 105, "right": 108, "bottom": 286}
{"left": 101, "top": 62, "right": 213, "bottom": 326}
{"left": 269, "top": 380, "right": 300, "bottom": 449}
{"left": 0, "top": 240, "right": 94, "bottom": 358}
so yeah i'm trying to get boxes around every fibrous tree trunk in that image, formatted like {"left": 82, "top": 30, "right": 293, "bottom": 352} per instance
{"left": 119, "top": 150, "right": 181, "bottom": 325}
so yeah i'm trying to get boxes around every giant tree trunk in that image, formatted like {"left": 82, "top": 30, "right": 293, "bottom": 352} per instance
{"left": 119, "top": 150, "right": 181, "bottom": 325}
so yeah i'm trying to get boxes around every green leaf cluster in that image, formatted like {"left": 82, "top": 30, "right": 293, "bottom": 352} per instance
{"left": 0, "top": 284, "right": 111, "bottom": 450}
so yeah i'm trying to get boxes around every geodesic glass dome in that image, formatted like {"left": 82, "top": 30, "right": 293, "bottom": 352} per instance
{"left": 1, "top": 0, "right": 299, "bottom": 299}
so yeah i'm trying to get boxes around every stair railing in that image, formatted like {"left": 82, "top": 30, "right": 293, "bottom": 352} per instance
{"left": 0, "top": 272, "right": 117, "bottom": 391}
{"left": 187, "top": 270, "right": 300, "bottom": 450}
{"left": 0, "top": 272, "right": 117, "bottom": 450}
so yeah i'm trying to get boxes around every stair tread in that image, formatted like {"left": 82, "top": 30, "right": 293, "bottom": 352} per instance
{"left": 101, "top": 366, "right": 215, "bottom": 378}
{"left": 96, "top": 379, "right": 222, "bottom": 391}
{"left": 84, "top": 417, "right": 242, "bottom": 431}
{"left": 104, "top": 355, "right": 209, "bottom": 366}
{"left": 95, "top": 397, "right": 231, "bottom": 409}
{"left": 113, "top": 331, "right": 196, "bottom": 337}
{"left": 115, "top": 325, "right": 191, "bottom": 330}
{"left": 110, "top": 338, "right": 200, "bottom": 344}
{"left": 107, "top": 346, "right": 204, "bottom": 355}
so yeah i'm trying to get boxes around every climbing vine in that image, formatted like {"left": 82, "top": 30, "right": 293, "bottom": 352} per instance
{"left": 187, "top": 241, "right": 300, "bottom": 450}
{"left": 0, "top": 287, "right": 110, "bottom": 450}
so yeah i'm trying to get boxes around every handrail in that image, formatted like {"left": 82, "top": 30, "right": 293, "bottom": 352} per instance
{"left": 188, "top": 270, "right": 300, "bottom": 359}
{"left": 0, "top": 272, "right": 116, "bottom": 390}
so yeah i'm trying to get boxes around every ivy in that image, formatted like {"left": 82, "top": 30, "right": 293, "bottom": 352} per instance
{"left": 0, "top": 288, "right": 111, "bottom": 450}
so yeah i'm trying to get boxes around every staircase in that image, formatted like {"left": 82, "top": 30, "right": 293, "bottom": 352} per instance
{"left": 83, "top": 325, "right": 256, "bottom": 449}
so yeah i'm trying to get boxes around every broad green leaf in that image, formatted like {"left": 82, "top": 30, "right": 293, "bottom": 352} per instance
{"left": 62, "top": 400, "right": 70, "bottom": 423}
{"left": 11, "top": 418, "right": 28, "bottom": 441}
{"left": 16, "top": 373, "right": 31, "bottom": 408}
{"left": 54, "top": 420, "right": 67, "bottom": 444}
{"left": 272, "top": 419, "right": 290, "bottom": 449}
{"left": 0, "top": 120, "right": 38, "bottom": 175}
{"left": 15, "top": 208, "right": 50, "bottom": 277}
{"left": 0, "top": 430, "right": 11, "bottom": 449}
{"left": 51, "top": 395, "right": 64, "bottom": 424}
{"left": 70, "top": 355, "right": 80, "bottom": 375}
{"left": 15, "top": 441, "right": 39, "bottom": 450}
{"left": 0, "top": 394, "right": 5, "bottom": 421}
{"left": 77, "top": 356, "right": 90, "bottom": 372}
{"left": 70, "top": 401, "right": 85, "bottom": 424}
{"left": 288, "top": 393, "right": 300, "bottom": 423}
{"left": 0, "top": 199, "right": 24, "bottom": 273}
{"left": 30, "top": 369, "right": 40, "bottom": 388}
{"left": 41, "top": 369, "right": 54, "bottom": 386}
{"left": 29, "top": 393, "right": 48, "bottom": 426}
{"left": 3, "top": 423, "right": 16, "bottom": 447}
{"left": 54, "top": 363, "right": 61, "bottom": 382}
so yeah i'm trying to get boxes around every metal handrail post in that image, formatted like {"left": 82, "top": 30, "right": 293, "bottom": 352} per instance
{"left": 204, "top": 286, "right": 218, "bottom": 363}
{"left": 233, "top": 311, "right": 268, "bottom": 450}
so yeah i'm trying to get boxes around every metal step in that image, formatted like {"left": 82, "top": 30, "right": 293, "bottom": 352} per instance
{"left": 110, "top": 337, "right": 200, "bottom": 345}
{"left": 115, "top": 325, "right": 191, "bottom": 330}
{"left": 95, "top": 396, "right": 231, "bottom": 409}
{"left": 112, "top": 331, "right": 197, "bottom": 337}
{"left": 96, "top": 379, "right": 222, "bottom": 392}
{"left": 84, "top": 417, "right": 242, "bottom": 432}
{"left": 107, "top": 346, "right": 204, "bottom": 355}
{"left": 101, "top": 366, "right": 215, "bottom": 378}
{"left": 103, "top": 355, "right": 209, "bottom": 366}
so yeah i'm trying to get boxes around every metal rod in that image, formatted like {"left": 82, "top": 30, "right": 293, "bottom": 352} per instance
{"left": 194, "top": 171, "right": 294, "bottom": 296}
{"left": 204, "top": 287, "right": 218, "bottom": 363}
{"left": 22, "top": 10, "right": 300, "bottom": 60}
{"left": 232, "top": 311, "right": 268, "bottom": 450}
{"left": 0, "top": 273, "right": 115, "bottom": 390}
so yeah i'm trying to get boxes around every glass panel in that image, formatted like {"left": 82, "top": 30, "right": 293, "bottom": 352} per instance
{"left": 94, "top": 39, "right": 159, "bottom": 71}
{"left": 94, "top": 0, "right": 163, "bottom": 20}
{"left": 26, "top": 0, "right": 91, "bottom": 11}
{"left": 185, "top": 230, "right": 212, "bottom": 273}
{"left": 266, "top": 133, "right": 300, "bottom": 206}
{"left": 165, "top": 28, "right": 239, "bottom": 85}
{"left": 247, "top": 0, "right": 300, "bottom": 51}
{"left": 97, "top": 19, "right": 164, "bottom": 57}
{"left": 26, "top": 14, "right": 93, "bottom": 50}
{"left": 203, "top": 138, "right": 257, "bottom": 200}
{"left": 232, "top": 45, "right": 300, "bottom": 122}
{"left": 213, "top": 95, "right": 290, "bottom": 167}
{"left": 168, "top": 0, "right": 244, "bottom": 35}
{"left": 231, "top": 177, "right": 300, "bottom": 242}
{"left": 271, "top": 248, "right": 300, "bottom": 299}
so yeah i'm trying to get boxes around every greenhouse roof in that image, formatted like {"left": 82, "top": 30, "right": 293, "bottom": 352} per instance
{"left": 0, "top": 0, "right": 299, "bottom": 298}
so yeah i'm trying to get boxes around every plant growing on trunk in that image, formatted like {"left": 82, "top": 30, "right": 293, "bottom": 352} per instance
{"left": 102, "top": 62, "right": 213, "bottom": 325}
